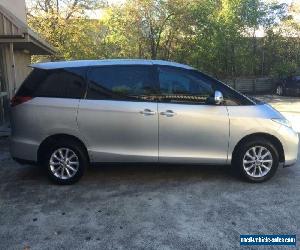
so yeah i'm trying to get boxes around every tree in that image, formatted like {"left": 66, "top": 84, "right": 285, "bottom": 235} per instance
{"left": 100, "top": 0, "right": 191, "bottom": 60}
{"left": 27, "top": 0, "right": 105, "bottom": 61}
{"left": 26, "top": 0, "right": 298, "bottom": 79}
{"left": 266, "top": 1, "right": 300, "bottom": 78}
{"left": 188, "top": 0, "right": 290, "bottom": 78}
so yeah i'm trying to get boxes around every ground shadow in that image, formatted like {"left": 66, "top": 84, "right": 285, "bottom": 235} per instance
{"left": 11, "top": 162, "right": 237, "bottom": 186}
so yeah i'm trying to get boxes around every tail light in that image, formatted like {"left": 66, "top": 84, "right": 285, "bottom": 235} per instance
{"left": 10, "top": 96, "right": 33, "bottom": 107}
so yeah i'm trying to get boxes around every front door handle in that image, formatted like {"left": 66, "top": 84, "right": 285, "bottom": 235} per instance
{"left": 160, "top": 110, "right": 176, "bottom": 117}
{"left": 140, "top": 109, "right": 156, "bottom": 116}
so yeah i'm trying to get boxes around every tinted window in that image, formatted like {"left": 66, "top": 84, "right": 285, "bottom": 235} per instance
{"left": 17, "top": 68, "right": 46, "bottom": 96}
{"left": 87, "top": 65, "right": 158, "bottom": 101}
{"left": 158, "top": 66, "right": 214, "bottom": 104}
{"left": 17, "top": 68, "right": 86, "bottom": 99}
{"left": 190, "top": 69, "right": 254, "bottom": 105}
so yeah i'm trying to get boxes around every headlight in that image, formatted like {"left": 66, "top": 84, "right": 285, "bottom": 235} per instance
{"left": 271, "top": 118, "right": 292, "bottom": 128}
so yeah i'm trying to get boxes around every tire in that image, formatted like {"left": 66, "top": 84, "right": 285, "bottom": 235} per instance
{"left": 276, "top": 85, "right": 284, "bottom": 96}
{"left": 43, "top": 139, "right": 88, "bottom": 184}
{"left": 233, "top": 138, "right": 279, "bottom": 183}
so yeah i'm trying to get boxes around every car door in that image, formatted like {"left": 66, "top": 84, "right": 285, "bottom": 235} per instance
{"left": 157, "top": 66, "right": 229, "bottom": 164}
{"left": 77, "top": 65, "right": 159, "bottom": 162}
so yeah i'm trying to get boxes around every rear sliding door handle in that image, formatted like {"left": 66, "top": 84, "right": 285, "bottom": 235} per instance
{"left": 160, "top": 110, "right": 176, "bottom": 117}
{"left": 140, "top": 109, "right": 156, "bottom": 116}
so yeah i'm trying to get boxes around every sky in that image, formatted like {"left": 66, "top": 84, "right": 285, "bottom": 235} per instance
{"left": 26, "top": 0, "right": 299, "bottom": 22}
{"left": 87, "top": 0, "right": 298, "bottom": 22}
{"left": 102, "top": 0, "right": 299, "bottom": 38}
{"left": 107, "top": 0, "right": 293, "bottom": 3}
{"left": 107, "top": 0, "right": 126, "bottom": 4}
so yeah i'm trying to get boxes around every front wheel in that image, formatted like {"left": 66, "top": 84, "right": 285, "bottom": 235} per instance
{"left": 44, "top": 140, "right": 88, "bottom": 184}
{"left": 234, "top": 138, "right": 279, "bottom": 183}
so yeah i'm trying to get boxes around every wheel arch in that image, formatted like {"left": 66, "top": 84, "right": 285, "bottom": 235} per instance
{"left": 37, "top": 134, "right": 90, "bottom": 165}
{"left": 232, "top": 133, "right": 285, "bottom": 163}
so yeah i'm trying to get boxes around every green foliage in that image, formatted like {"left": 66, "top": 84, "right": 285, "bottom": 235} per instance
{"left": 271, "top": 61, "right": 298, "bottom": 79}
{"left": 27, "top": 0, "right": 106, "bottom": 61}
{"left": 27, "top": 0, "right": 300, "bottom": 79}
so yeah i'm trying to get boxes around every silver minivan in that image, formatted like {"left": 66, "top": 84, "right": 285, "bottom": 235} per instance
{"left": 10, "top": 59, "right": 298, "bottom": 184}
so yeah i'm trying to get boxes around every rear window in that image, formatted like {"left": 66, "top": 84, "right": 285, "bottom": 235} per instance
{"left": 17, "top": 67, "right": 87, "bottom": 99}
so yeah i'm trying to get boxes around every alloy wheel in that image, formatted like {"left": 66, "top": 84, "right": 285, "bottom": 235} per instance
{"left": 243, "top": 146, "right": 273, "bottom": 178}
{"left": 49, "top": 148, "right": 79, "bottom": 180}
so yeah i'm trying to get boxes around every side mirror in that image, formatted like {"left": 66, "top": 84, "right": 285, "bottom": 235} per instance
{"left": 214, "top": 90, "right": 224, "bottom": 105}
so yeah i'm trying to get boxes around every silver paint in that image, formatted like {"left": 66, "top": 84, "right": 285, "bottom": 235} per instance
{"left": 77, "top": 100, "right": 158, "bottom": 162}
{"left": 10, "top": 60, "right": 299, "bottom": 168}
{"left": 158, "top": 103, "right": 229, "bottom": 164}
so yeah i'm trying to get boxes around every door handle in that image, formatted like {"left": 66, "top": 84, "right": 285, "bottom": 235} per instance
{"left": 160, "top": 110, "right": 176, "bottom": 117}
{"left": 140, "top": 109, "right": 156, "bottom": 116}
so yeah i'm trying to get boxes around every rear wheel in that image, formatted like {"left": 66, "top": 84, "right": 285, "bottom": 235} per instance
{"left": 44, "top": 140, "right": 88, "bottom": 184}
{"left": 234, "top": 138, "right": 279, "bottom": 182}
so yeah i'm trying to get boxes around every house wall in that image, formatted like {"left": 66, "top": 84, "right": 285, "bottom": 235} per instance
{"left": 1, "top": 45, "right": 31, "bottom": 97}
{"left": 0, "top": 0, "right": 53, "bottom": 127}
{"left": 0, "top": 0, "right": 27, "bottom": 24}
{"left": 14, "top": 50, "right": 31, "bottom": 90}
{"left": 0, "top": 45, "right": 31, "bottom": 126}
{"left": 0, "top": 45, "right": 9, "bottom": 126}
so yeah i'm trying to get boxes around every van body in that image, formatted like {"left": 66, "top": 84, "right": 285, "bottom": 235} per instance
{"left": 10, "top": 60, "right": 299, "bottom": 184}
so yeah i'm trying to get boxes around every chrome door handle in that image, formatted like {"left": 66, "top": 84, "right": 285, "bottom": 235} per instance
{"left": 140, "top": 109, "right": 156, "bottom": 116}
{"left": 160, "top": 110, "right": 176, "bottom": 117}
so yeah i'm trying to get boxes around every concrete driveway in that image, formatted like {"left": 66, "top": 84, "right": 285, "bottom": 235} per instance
{"left": 0, "top": 96, "right": 299, "bottom": 250}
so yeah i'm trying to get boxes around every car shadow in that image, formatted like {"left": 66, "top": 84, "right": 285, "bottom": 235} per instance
{"left": 14, "top": 162, "right": 237, "bottom": 185}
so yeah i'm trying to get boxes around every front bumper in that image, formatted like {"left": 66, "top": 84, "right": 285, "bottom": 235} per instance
{"left": 276, "top": 125, "right": 299, "bottom": 166}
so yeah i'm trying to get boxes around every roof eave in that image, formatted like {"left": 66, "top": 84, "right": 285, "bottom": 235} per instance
{"left": 0, "top": 31, "right": 56, "bottom": 55}
{"left": 0, "top": 3, "right": 56, "bottom": 55}
{"left": 26, "top": 30, "right": 56, "bottom": 55}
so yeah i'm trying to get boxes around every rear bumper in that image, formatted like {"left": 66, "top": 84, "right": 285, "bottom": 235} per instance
{"left": 10, "top": 137, "right": 38, "bottom": 162}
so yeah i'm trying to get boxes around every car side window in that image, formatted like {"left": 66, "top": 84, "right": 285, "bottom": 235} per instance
{"left": 158, "top": 66, "right": 214, "bottom": 104}
{"left": 86, "top": 65, "right": 158, "bottom": 101}
{"left": 19, "top": 68, "right": 86, "bottom": 99}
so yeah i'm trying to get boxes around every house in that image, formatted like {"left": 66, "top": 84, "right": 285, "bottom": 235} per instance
{"left": 0, "top": 0, "right": 55, "bottom": 127}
